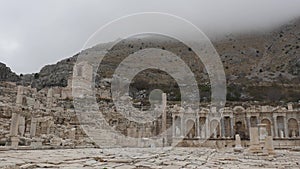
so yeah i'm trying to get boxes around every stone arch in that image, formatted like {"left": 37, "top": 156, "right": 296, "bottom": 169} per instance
{"left": 186, "top": 119, "right": 196, "bottom": 138}
{"left": 261, "top": 119, "right": 272, "bottom": 136}
{"left": 233, "top": 106, "right": 245, "bottom": 113}
{"left": 210, "top": 119, "right": 220, "bottom": 138}
{"left": 288, "top": 118, "right": 299, "bottom": 138}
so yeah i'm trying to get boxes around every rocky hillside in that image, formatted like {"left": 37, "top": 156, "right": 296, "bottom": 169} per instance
{"left": 15, "top": 55, "right": 78, "bottom": 90}
{"left": 1, "top": 17, "right": 299, "bottom": 103}
{"left": 0, "top": 62, "right": 20, "bottom": 82}
{"left": 214, "top": 18, "right": 300, "bottom": 102}
{"left": 29, "top": 56, "right": 78, "bottom": 90}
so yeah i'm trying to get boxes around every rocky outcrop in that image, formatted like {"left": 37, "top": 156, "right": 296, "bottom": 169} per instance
{"left": 0, "top": 62, "right": 20, "bottom": 82}
{"left": 28, "top": 56, "right": 78, "bottom": 90}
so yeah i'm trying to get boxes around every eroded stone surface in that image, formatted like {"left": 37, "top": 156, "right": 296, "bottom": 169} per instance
{"left": 0, "top": 148, "right": 299, "bottom": 169}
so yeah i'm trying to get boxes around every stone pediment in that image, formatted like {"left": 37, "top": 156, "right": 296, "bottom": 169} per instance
{"left": 272, "top": 106, "right": 287, "bottom": 112}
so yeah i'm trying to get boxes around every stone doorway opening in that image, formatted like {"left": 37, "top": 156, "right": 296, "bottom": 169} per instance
{"left": 186, "top": 120, "right": 196, "bottom": 138}
{"left": 261, "top": 119, "right": 272, "bottom": 136}
{"left": 288, "top": 118, "right": 299, "bottom": 138}
{"left": 276, "top": 116, "right": 285, "bottom": 138}
{"left": 235, "top": 121, "right": 246, "bottom": 140}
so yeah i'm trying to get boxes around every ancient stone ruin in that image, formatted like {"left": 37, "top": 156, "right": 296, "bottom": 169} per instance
{"left": 0, "top": 71, "right": 299, "bottom": 151}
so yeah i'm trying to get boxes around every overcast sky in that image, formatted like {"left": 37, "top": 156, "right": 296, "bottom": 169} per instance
{"left": 0, "top": 0, "right": 300, "bottom": 74}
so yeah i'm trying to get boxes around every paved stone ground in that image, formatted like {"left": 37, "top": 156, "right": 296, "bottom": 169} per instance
{"left": 0, "top": 148, "right": 299, "bottom": 169}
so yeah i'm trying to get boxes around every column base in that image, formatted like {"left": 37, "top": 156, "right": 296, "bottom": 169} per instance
{"left": 10, "top": 136, "right": 19, "bottom": 148}
{"left": 247, "top": 144, "right": 263, "bottom": 154}
{"left": 234, "top": 145, "right": 244, "bottom": 152}
{"left": 30, "top": 137, "right": 43, "bottom": 149}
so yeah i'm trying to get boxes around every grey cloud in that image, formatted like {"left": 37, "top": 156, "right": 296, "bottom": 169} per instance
{"left": 0, "top": 0, "right": 299, "bottom": 74}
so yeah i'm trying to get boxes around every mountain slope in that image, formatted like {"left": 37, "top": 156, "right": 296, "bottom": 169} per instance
{"left": 1, "top": 17, "right": 299, "bottom": 102}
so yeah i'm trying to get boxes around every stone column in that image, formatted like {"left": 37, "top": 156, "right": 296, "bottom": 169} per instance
{"left": 221, "top": 117, "right": 225, "bottom": 138}
{"left": 172, "top": 115, "right": 175, "bottom": 138}
{"left": 248, "top": 127, "right": 262, "bottom": 153}
{"left": 283, "top": 115, "right": 288, "bottom": 138}
{"left": 10, "top": 113, "right": 20, "bottom": 137}
{"left": 30, "top": 118, "right": 38, "bottom": 138}
{"left": 180, "top": 114, "right": 184, "bottom": 138}
{"left": 273, "top": 115, "right": 278, "bottom": 138}
{"left": 205, "top": 117, "right": 209, "bottom": 139}
{"left": 18, "top": 116, "right": 25, "bottom": 137}
{"left": 230, "top": 116, "right": 234, "bottom": 138}
{"left": 196, "top": 115, "right": 200, "bottom": 138}
{"left": 246, "top": 115, "right": 251, "bottom": 134}
{"left": 263, "top": 136, "right": 275, "bottom": 155}
{"left": 9, "top": 112, "right": 20, "bottom": 148}
{"left": 16, "top": 86, "right": 24, "bottom": 105}
{"left": 161, "top": 93, "right": 167, "bottom": 136}
{"left": 270, "top": 122, "right": 274, "bottom": 137}
{"left": 299, "top": 122, "right": 300, "bottom": 137}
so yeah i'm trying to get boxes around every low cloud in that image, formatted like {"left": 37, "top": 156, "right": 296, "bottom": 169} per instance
{"left": 0, "top": 0, "right": 299, "bottom": 74}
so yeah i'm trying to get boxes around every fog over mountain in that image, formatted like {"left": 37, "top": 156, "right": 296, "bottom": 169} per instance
{"left": 0, "top": 0, "right": 300, "bottom": 74}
